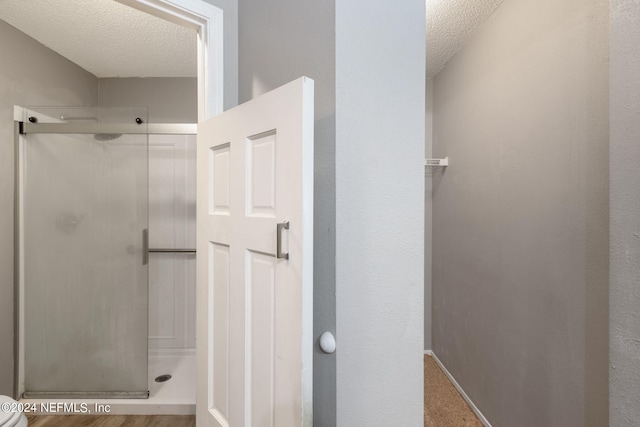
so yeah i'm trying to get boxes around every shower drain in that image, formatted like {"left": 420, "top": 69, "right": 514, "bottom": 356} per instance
{"left": 155, "top": 374, "right": 172, "bottom": 383}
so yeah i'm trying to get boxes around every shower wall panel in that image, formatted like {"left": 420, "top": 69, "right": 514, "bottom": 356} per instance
{"left": 148, "top": 134, "right": 197, "bottom": 350}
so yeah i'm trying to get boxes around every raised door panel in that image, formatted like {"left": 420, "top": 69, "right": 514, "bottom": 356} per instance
{"left": 247, "top": 131, "right": 276, "bottom": 218}
{"left": 209, "top": 242, "right": 230, "bottom": 427}
{"left": 248, "top": 250, "right": 277, "bottom": 427}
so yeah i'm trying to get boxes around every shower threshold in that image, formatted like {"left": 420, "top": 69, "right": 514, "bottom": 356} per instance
{"left": 19, "top": 352, "right": 195, "bottom": 415}
{"left": 22, "top": 391, "right": 149, "bottom": 399}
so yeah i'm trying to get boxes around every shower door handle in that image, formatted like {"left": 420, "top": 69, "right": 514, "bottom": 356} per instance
{"left": 142, "top": 229, "right": 149, "bottom": 265}
{"left": 276, "top": 221, "right": 289, "bottom": 260}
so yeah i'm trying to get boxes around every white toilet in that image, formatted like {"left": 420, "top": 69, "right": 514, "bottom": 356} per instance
{"left": 0, "top": 396, "right": 28, "bottom": 427}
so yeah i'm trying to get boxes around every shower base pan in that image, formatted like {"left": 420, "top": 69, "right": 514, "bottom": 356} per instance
{"left": 22, "top": 391, "right": 149, "bottom": 399}
{"left": 19, "top": 351, "right": 195, "bottom": 415}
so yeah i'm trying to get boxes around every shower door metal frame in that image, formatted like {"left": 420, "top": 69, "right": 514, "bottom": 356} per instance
{"left": 13, "top": 120, "right": 22, "bottom": 400}
{"left": 13, "top": 110, "right": 197, "bottom": 400}
{"left": 20, "top": 122, "right": 196, "bottom": 136}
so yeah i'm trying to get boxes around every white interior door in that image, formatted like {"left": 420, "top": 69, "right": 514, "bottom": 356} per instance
{"left": 196, "top": 77, "right": 314, "bottom": 427}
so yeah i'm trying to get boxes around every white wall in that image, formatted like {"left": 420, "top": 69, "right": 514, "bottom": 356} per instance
{"left": 335, "top": 0, "right": 425, "bottom": 424}
{"left": 0, "top": 20, "right": 98, "bottom": 397}
{"left": 610, "top": 1, "right": 640, "bottom": 424}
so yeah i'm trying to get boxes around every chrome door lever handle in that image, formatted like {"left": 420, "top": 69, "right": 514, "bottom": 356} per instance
{"left": 277, "top": 221, "right": 289, "bottom": 260}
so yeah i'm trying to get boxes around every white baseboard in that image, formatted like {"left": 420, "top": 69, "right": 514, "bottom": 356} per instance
{"left": 424, "top": 350, "right": 492, "bottom": 427}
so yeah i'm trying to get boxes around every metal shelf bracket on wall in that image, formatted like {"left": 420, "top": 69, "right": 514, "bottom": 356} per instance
{"left": 425, "top": 157, "right": 449, "bottom": 167}
{"left": 425, "top": 157, "right": 449, "bottom": 175}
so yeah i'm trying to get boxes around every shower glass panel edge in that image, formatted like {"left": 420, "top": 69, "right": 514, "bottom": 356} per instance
{"left": 18, "top": 107, "right": 149, "bottom": 399}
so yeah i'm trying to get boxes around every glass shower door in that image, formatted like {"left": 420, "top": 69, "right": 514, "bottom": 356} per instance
{"left": 22, "top": 107, "right": 149, "bottom": 398}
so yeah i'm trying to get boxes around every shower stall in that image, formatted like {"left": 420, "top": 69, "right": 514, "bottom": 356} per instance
{"left": 14, "top": 106, "right": 197, "bottom": 412}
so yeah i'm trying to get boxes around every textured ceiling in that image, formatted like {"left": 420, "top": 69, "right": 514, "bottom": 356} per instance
{"left": 427, "top": 0, "right": 505, "bottom": 78}
{"left": 0, "top": 0, "right": 196, "bottom": 78}
{"left": 0, "top": 0, "right": 502, "bottom": 79}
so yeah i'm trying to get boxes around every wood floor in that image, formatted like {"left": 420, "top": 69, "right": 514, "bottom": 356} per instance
{"left": 424, "top": 355, "right": 483, "bottom": 426}
{"left": 26, "top": 415, "right": 195, "bottom": 427}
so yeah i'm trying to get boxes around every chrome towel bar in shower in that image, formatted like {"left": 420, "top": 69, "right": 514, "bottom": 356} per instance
{"left": 148, "top": 248, "right": 197, "bottom": 253}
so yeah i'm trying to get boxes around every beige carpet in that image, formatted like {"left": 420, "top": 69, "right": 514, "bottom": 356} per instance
{"left": 424, "top": 355, "right": 483, "bottom": 427}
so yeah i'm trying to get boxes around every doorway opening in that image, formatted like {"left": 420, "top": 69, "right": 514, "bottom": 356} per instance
{"left": 6, "top": 0, "right": 233, "bottom": 415}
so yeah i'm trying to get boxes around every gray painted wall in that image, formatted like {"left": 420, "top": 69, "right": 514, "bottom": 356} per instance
{"left": 425, "top": 78, "right": 433, "bottom": 351}
{"left": 98, "top": 78, "right": 197, "bottom": 123}
{"left": 335, "top": 0, "right": 425, "bottom": 425}
{"left": 431, "top": 0, "right": 609, "bottom": 425}
{"left": 610, "top": 1, "right": 640, "bottom": 425}
{"left": 237, "top": 0, "right": 336, "bottom": 424}
{"left": 0, "top": 20, "right": 98, "bottom": 397}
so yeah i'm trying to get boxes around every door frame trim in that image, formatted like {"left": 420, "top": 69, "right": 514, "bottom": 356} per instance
{"left": 115, "top": 0, "right": 238, "bottom": 120}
